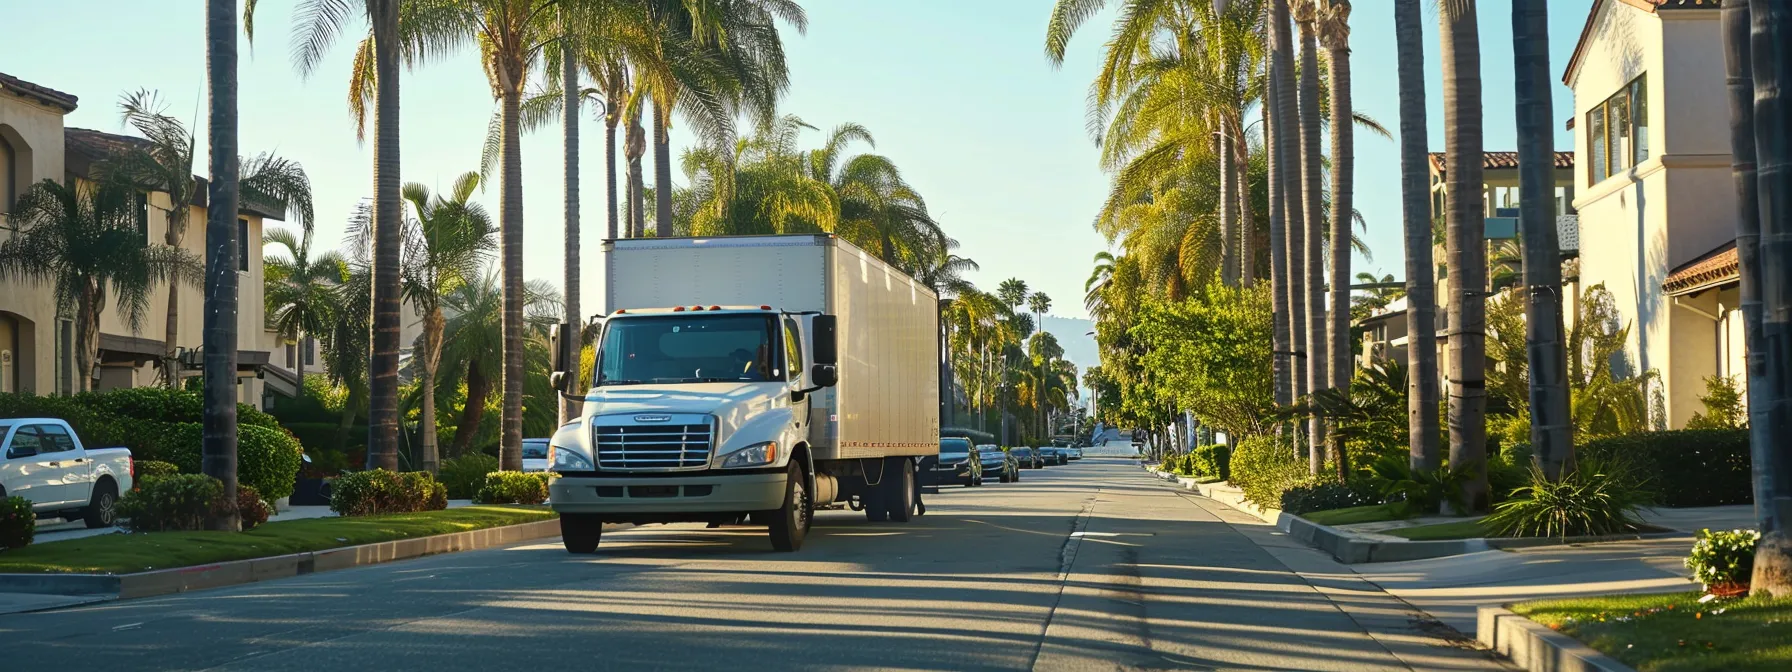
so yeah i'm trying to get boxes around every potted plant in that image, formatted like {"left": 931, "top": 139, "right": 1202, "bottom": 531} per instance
{"left": 1686, "top": 528, "right": 1759, "bottom": 598}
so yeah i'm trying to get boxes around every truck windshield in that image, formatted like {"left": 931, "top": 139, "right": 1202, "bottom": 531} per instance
{"left": 597, "top": 313, "right": 784, "bottom": 385}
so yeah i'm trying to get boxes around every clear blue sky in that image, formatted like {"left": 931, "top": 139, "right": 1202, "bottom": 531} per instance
{"left": 2, "top": 0, "right": 1594, "bottom": 377}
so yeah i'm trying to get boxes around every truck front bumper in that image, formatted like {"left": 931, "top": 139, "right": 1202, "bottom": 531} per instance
{"left": 549, "top": 471, "right": 787, "bottom": 514}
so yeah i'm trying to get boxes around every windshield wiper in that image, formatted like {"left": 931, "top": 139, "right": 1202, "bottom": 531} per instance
{"left": 683, "top": 376, "right": 749, "bottom": 383}
{"left": 597, "top": 379, "right": 644, "bottom": 386}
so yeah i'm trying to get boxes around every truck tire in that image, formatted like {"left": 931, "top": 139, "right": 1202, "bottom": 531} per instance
{"left": 83, "top": 480, "right": 118, "bottom": 529}
{"left": 887, "top": 457, "right": 914, "bottom": 523}
{"left": 561, "top": 514, "right": 603, "bottom": 554}
{"left": 766, "top": 463, "right": 808, "bottom": 552}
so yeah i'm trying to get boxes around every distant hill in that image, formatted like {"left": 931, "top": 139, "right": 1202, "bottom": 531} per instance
{"left": 1039, "top": 315, "right": 1099, "bottom": 382}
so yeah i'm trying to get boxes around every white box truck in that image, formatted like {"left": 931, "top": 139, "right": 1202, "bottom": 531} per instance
{"left": 545, "top": 234, "right": 940, "bottom": 552}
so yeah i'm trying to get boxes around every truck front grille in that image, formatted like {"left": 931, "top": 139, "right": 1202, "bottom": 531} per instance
{"left": 593, "top": 423, "right": 713, "bottom": 471}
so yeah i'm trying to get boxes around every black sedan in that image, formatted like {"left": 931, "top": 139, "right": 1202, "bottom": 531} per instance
{"left": 977, "top": 445, "right": 1018, "bottom": 483}
{"left": 1011, "top": 446, "right": 1046, "bottom": 469}
{"left": 930, "top": 437, "right": 983, "bottom": 487}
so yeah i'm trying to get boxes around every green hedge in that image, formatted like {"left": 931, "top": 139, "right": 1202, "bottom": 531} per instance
{"left": 475, "top": 471, "right": 549, "bottom": 505}
{"left": 1230, "top": 435, "right": 1309, "bottom": 508}
{"left": 118, "top": 474, "right": 223, "bottom": 532}
{"left": 440, "top": 453, "right": 499, "bottom": 499}
{"left": 1192, "top": 444, "right": 1231, "bottom": 482}
{"left": 160, "top": 423, "right": 303, "bottom": 503}
{"left": 1578, "top": 429, "right": 1751, "bottom": 507}
{"left": 1, "top": 496, "right": 33, "bottom": 549}
{"left": 330, "top": 470, "right": 449, "bottom": 517}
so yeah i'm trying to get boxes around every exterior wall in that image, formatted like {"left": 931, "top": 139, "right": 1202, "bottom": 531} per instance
{"left": 0, "top": 88, "right": 69, "bottom": 395}
{"left": 1571, "top": 6, "right": 1731, "bottom": 428}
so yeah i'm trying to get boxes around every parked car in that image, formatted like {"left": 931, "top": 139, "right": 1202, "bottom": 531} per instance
{"left": 1040, "top": 446, "right": 1070, "bottom": 466}
{"left": 977, "top": 444, "right": 1018, "bottom": 483}
{"left": 521, "top": 439, "right": 550, "bottom": 473}
{"left": 1069, "top": 447, "right": 1084, "bottom": 460}
{"left": 1011, "top": 446, "right": 1045, "bottom": 470}
{"left": 932, "top": 437, "right": 982, "bottom": 487}
{"left": 0, "top": 418, "right": 134, "bottom": 528}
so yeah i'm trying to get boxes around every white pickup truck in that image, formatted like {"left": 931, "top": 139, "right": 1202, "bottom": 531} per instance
{"left": 0, "top": 418, "right": 134, "bottom": 528}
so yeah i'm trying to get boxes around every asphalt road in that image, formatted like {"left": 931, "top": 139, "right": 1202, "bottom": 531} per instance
{"left": 0, "top": 456, "right": 1508, "bottom": 671}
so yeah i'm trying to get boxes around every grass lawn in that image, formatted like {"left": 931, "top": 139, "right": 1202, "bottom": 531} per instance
{"left": 1512, "top": 591, "right": 1792, "bottom": 672}
{"left": 1384, "top": 517, "right": 1493, "bottom": 540}
{"left": 1303, "top": 502, "right": 1412, "bottom": 526}
{"left": 0, "top": 505, "right": 556, "bottom": 575}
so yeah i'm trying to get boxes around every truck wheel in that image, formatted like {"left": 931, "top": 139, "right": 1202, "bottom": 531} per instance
{"left": 561, "top": 514, "right": 603, "bottom": 554}
{"left": 887, "top": 457, "right": 914, "bottom": 523}
{"left": 766, "top": 463, "right": 808, "bottom": 552}
{"left": 83, "top": 481, "right": 118, "bottom": 529}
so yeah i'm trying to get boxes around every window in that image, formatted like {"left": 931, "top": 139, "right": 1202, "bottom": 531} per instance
{"left": 1587, "top": 75, "right": 1649, "bottom": 184}
{"left": 285, "top": 343, "right": 295, "bottom": 368}
{"left": 54, "top": 318, "right": 74, "bottom": 395}
{"left": 135, "top": 192, "right": 150, "bottom": 242}
{"left": 8, "top": 427, "right": 41, "bottom": 456}
{"left": 238, "top": 218, "right": 250, "bottom": 272}
{"left": 783, "top": 318, "right": 803, "bottom": 380}
{"left": 0, "top": 133, "right": 15, "bottom": 221}
{"left": 35, "top": 424, "right": 76, "bottom": 453}
{"left": 303, "top": 336, "right": 315, "bottom": 366}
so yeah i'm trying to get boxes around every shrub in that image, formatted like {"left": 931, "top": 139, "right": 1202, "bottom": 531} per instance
{"left": 1192, "top": 444, "right": 1231, "bottom": 481}
{"left": 329, "top": 469, "right": 448, "bottom": 516}
{"left": 1230, "top": 435, "right": 1308, "bottom": 508}
{"left": 1366, "top": 454, "right": 1474, "bottom": 515}
{"left": 119, "top": 473, "right": 224, "bottom": 532}
{"left": 236, "top": 485, "right": 271, "bottom": 531}
{"left": 1578, "top": 429, "right": 1750, "bottom": 507}
{"left": 1280, "top": 476, "right": 1381, "bottom": 514}
{"left": 1685, "top": 528, "right": 1759, "bottom": 595}
{"left": 76, "top": 386, "right": 202, "bottom": 422}
{"left": 159, "top": 423, "right": 302, "bottom": 504}
{"left": 440, "top": 453, "right": 500, "bottom": 499}
{"left": 135, "top": 460, "right": 181, "bottom": 483}
{"left": 475, "top": 471, "right": 549, "bottom": 505}
{"left": 1685, "top": 375, "right": 1746, "bottom": 430}
{"left": 1, "top": 496, "right": 34, "bottom": 549}
{"left": 1484, "top": 461, "right": 1650, "bottom": 539}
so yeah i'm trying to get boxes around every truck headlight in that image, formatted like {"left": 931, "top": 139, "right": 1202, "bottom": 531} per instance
{"left": 715, "top": 441, "right": 778, "bottom": 469}
{"left": 549, "top": 445, "right": 594, "bottom": 472}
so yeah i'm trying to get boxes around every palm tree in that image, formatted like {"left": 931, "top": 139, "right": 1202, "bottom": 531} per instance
{"left": 1292, "top": 0, "right": 1328, "bottom": 473}
{"left": 998, "top": 279, "right": 1030, "bottom": 311}
{"left": 274, "top": 0, "right": 413, "bottom": 471}
{"left": 1514, "top": 0, "right": 1572, "bottom": 483}
{"left": 559, "top": 16, "right": 582, "bottom": 426}
{"left": 106, "top": 90, "right": 317, "bottom": 388}
{"left": 1265, "top": 42, "right": 1294, "bottom": 411}
{"left": 1271, "top": 0, "right": 1309, "bottom": 433}
{"left": 438, "top": 270, "right": 562, "bottom": 458}
{"left": 264, "top": 224, "right": 344, "bottom": 389}
{"left": 0, "top": 179, "right": 201, "bottom": 394}
{"left": 1393, "top": 0, "right": 1440, "bottom": 473}
{"left": 1320, "top": 0, "right": 1354, "bottom": 478}
{"left": 205, "top": 0, "right": 243, "bottom": 531}
{"left": 1734, "top": 0, "right": 1792, "bottom": 598}
{"left": 1029, "top": 292, "right": 1052, "bottom": 335}
{"left": 1440, "top": 0, "right": 1489, "bottom": 512}
{"left": 352, "top": 173, "right": 496, "bottom": 475}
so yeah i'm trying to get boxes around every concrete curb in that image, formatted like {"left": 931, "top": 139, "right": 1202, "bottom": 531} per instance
{"left": 0, "top": 518, "right": 567, "bottom": 600}
{"left": 1477, "top": 607, "right": 1636, "bottom": 672}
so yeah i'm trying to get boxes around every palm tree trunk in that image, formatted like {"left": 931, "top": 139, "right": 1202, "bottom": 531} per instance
{"left": 1744, "top": 0, "right": 1792, "bottom": 598}
{"left": 203, "top": 0, "right": 241, "bottom": 531}
{"left": 419, "top": 310, "right": 444, "bottom": 474}
{"left": 1513, "top": 0, "right": 1572, "bottom": 480}
{"left": 450, "top": 362, "right": 490, "bottom": 457}
{"left": 1273, "top": 0, "right": 1307, "bottom": 434}
{"left": 365, "top": 0, "right": 403, "bottom": 472}
{"left": 1296, "top": 4, "right": 1327, "bottom": 474}
{"left": 76, "top": 287, "right": 98, "bottom": 394}
{"left": 1324, "top": 3, "right": 1356, "bottom": 480}
{"left": 1235, "top": 116, "right": 1256, "bottom": 289}
{"left": 1220, "top": 119, "right": 1238, "bottom": 286}
{"left": 1266, "top": 54, "right": 1293, "bottom": 409}
{"left": 654, "top": 101, "right": 672, "bottom": 236}
{"left": 627, "top": 108, "right": 646, "bottom": 238}
{"left": 499, "top": 86, "right": 526, "bottom": 473}
{"left": 295, "top": 337, "right": 305, "bottom": 388}
{"left": 1395, "top": 0, "right": 1440, "bottom": 474}
{"left": 560, "top": 40, "right": 582, "bottom": 427}
{"left": 606, "top": 95, "right": 620, "bottom": 242}
{"left": 1441, "top": 0, "right": 1489, "bottom": 513}
{"left": 1726, "top": 0, "right": 1771, "bottom": 596}
{"left": 161, "top": 224, "right": 182, "bottom": 387}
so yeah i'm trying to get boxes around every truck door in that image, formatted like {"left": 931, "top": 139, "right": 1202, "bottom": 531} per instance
{"left": 2, "top": 425, "right": 72, "bottom": 509}
{"left": 783, "top": 317, "right": 808, "bottom": 430}
{"left": 35, "top": 423, "right": 85, "bottom": 505}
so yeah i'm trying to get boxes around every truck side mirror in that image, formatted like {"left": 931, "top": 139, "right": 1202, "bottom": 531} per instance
{"left": 552, "top": 322, "right": 575, "bottom": 375}
{"left": 812, "top": 314, "right": 838, "bottom": 365}
{"left": 549, "top": 371, "right": 568, "bottom": 393}
{"left": 811, "top": 364, "right": 838, "bottom": 388}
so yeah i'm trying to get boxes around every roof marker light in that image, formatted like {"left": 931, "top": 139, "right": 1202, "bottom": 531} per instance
{"left": 760, "top": 305, "right": 771, "bottom": 310}
{"left": 672, "top": 306, "right": 686, "bottom": 312}
{"left": 709, "top": 305, "right": 721, "bottom": 311}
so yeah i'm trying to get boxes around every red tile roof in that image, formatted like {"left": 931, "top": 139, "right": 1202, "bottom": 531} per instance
{"left": 1564, "top": 0, "right": 1719, "bottom": 86}
{"left": 1427, "top": 151, "right": 1574, "bottom": 175}
{"left": 0, "top": 71, "right": 78, "bottom": 112}
{"left": 1663, "top": 242, "right": 1738, "bottom": 296}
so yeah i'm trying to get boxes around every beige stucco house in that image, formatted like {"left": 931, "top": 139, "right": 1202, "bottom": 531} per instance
{"left": 1, "top": 71, "right": 292, "bottom": 407}
{"left": 1564, "top": 0, "right": 1736, "bottom": 428}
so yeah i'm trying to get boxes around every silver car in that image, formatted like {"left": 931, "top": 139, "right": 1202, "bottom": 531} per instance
{"left": 522, "top": 438, "right": 550, "bottom": 473}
